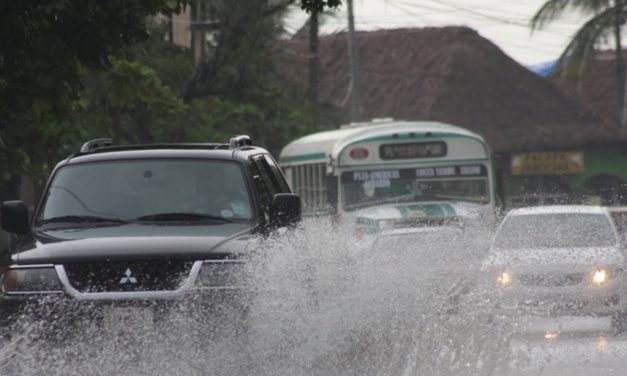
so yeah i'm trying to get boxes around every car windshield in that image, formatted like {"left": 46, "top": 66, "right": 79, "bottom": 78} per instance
{"left": 37, "top": 159, "right": 253, "bottom": 223}
{"left": 341, "top": 168, "right": 489, "bottom": 211}
{"left": 494, "top": 213, "right": 616, "bottom": 249}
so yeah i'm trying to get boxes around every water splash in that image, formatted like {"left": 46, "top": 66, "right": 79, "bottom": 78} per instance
{"left": 0, "top": 220, "right": 513, "bottom": 375}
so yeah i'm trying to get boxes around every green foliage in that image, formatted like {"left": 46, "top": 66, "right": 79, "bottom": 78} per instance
{"left": 556, "top": 8, "right": 617, "bottom": 76}
{"left": 531, "top": 0, "right": 612, "bottom": 30}
{"left": 81, "top": 57, "right": 188, "bottom": 145}
{"left": 182, "top": 0, "right": 329, "bottom": 154}
{"left": 0, "top": 0, "right": 189, "bottom": 113}
{"left": 531, "top": 0, "right": 626, "bottom": 124}
{"left": 531, "top": 0, "right": 619, "bottom": 73}
{"left": 0, "top": 0, "right": 190, "bottom": 182}
{"left": 124, "top": 22, "right": 196, "bottom": 96}
{"left": 0, "top": 0, "right": 341, "bottom": 188}
{"left": 184, "top": 0, "right": 289, "bottom": 101}
{"left": 186, "top": 94, "right": 320, "bottom": 156}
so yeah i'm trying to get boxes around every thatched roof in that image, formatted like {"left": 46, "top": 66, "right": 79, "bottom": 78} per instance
{"left": 282, "top": 27, "right": 618, "bottom": 152}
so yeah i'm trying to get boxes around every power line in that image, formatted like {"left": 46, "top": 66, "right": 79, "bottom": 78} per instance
{"left": 393, "top": 0, "right": 576, "bottom": 38}
{"left": 285, "top": 0, "right": 601, "bottom": 63}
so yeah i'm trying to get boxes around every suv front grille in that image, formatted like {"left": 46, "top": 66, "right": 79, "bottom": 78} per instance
{"left": 64, "top": 260, "right": 193, "bottom": 293}
{"left": 518, "top": 273, "right": 585, "bottom": 287}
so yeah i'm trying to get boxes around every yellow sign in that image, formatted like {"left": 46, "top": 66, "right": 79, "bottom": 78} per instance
{"left": 511, "top": 151, "right": 585, "bottom": 176}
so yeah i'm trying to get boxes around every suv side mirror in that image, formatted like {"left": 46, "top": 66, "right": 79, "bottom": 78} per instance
{"left": 269, "top": 194, "right": 301, "bottom": 228}
{"left": 1, "top": 201, "right": 30, "bottom": 235}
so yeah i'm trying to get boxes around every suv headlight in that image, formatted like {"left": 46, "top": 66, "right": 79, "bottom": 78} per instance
{"left": 195, "top": 260, "right": 246, "bottom": 288}
{"left": 2, "top": 267, "right": 63, "bottom": 293}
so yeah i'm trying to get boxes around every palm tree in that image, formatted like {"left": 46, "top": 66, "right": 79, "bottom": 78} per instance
{"left": 531, "top": 0, "right": 626, "bottom": 126}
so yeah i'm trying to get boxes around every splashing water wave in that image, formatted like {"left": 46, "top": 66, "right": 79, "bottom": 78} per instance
{"left": 0, "top": 219, "right": 511, "bottom": 375}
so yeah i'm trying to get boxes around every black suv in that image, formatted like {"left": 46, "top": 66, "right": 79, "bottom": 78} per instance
{"left": 0, "top": 136, "right": 300, "bottom": 333}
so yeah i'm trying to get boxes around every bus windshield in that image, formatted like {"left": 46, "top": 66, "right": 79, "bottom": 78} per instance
{"left": 341, "top": 165, "right": 489, "bottom": 211}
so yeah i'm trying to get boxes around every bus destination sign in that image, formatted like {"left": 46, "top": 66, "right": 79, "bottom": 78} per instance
{"left": 379, "top": 142, "right": 447, "bottom": 160}
{"left": 343, "top": 164, "right": 487, "bottom": 182}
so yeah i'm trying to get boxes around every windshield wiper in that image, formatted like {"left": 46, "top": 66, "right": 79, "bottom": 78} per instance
{"left": 431, "top": 195, "right": 484, "bottom": 204}
{"left": 37, "top": 215, "right": 130, "bottom": 226}
{"left": 136, "top": 212, "right": 231, "bottom": 223}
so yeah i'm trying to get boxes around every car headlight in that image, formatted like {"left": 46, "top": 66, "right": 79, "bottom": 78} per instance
{"left": 195, "top": 260, "right": 245, "bottom": 288}
{"left": 2, "top": 267, "right": 63, "bottom": 293}
{"left": 496, "top": 271, "right": 512, "bottom": 287}
{"left": 592, "top": 268, "right": 609, "bottom": 286}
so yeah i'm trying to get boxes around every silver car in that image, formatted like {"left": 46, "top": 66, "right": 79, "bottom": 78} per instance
{"left": 480, "top": 206, "right": 626, "bottom": 321}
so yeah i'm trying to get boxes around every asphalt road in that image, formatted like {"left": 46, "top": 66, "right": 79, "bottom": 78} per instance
{"left": 2, "top": 225, "right": 626, "bottom": 375}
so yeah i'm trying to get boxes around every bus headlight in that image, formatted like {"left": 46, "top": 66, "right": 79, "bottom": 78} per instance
{"left": 592, "top": 269, "right": 609, "bottom": 286}
{"left": 2, "top": 267, "right": 63, "bottom": 293}
{"left": 355, "top": 226, "right": 365, "bottom": 238}
{"left": 497, "top": 271, "right": 512, "bottom": 287}
{"left": 195, "top": 260, "right": 245, "bottom": 288}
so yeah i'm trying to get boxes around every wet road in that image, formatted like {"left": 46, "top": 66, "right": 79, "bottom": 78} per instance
{"left": 1, "top": 222, "right": 627, "bottom": 375}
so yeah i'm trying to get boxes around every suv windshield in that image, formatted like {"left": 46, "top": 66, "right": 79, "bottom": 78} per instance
{"left": 37, "top": 159, "right": 253, "bottom": 223}
{"left": 494, "top": 213, "right": 616, "bottom": 249}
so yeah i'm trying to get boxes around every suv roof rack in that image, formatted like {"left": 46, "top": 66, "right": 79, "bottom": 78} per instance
{"left": 80, "top": 138, "right": 114, "bottom": 153}
{"left": 78, "top": 135, "right": 253, "bottom": 154}
{"left": 229, "top": 135, "right": 253, "bottom": 149}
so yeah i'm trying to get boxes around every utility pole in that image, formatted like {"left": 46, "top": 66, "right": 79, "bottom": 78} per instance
{"left": 308, "top": 7, "right": 320, "bottom": 104}
{"left": 167, "top": 15, "right": 174, "bottom": 43}
{"left": 346, "top": 0, "right": 361, "bottom": 122}
{"left": 615, "top": 0, "right": 626, "bottom": 126}
{"left": 190, "top": 1, "right": 205, "bottom": 62}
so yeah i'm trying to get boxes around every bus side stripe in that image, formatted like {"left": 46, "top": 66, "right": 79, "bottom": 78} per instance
{"left": 279, "top": 152, "right": 327, "bottom": 163}
{"left": 337, "top": 158, "right": 489, "bottom": 168}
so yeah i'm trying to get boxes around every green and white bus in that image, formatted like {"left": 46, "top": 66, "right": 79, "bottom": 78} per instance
{"left": 279, "top": 119, "right": 495, "bottom": 234}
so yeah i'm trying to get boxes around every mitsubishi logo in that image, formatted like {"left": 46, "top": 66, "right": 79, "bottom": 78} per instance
{"left": 119, "top": 268, "right": 138, "bottom": 284}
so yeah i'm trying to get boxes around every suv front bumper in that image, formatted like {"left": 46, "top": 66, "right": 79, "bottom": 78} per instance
{"left": 0, "top": 260, "right": 251, "bottom": 335}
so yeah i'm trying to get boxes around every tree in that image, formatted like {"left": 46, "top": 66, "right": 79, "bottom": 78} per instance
{"left": 300, "top": 2, "right": 342, "bottom": 102}
{"left": 81, "top": 56, "right": 188, "bottom": 145}
{"left": 0, "top": 0, "right": 342, "bottom": 188}
{"left": 183, "top": 0, "right": 291, "bottom": 102}
{"left": 300, "top": 0, "right": 342, "bottom": 13}
{"left": 0, "top": 0, "right": 190, "bottom": 182}
{"left": 179, "top": 0, "right": 327, "bottom": 155}
{"left": 531, "top": 0, "right": 626, "bottom": 126}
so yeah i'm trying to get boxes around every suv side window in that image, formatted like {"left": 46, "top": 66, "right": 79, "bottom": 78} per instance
{"left": 263, "top": 155, "right": 291, "bottom": 192}
{"left": 252, "top": 156, "right": 282, "bottom": 193}
{"left": 250, "top": 159, "right": 276, "bottom": 220}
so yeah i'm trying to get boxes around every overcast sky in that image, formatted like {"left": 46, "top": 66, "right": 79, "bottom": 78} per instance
{"left": 285, "top": 0, "right": 591, "bottom": 66}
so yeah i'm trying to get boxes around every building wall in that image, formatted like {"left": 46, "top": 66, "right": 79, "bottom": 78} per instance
{"left": 171, "top": 7, "right": 192, "bottom": 48}
{"left": 500, "top": 145, "right": 627, "bottom": 207}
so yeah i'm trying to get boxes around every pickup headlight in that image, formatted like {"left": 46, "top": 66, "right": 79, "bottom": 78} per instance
{"left": 195, "top": 260, "right": 246, "bottom": 288}
{"left": 2, "top": 267, "right": 63, "bottom": 293}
